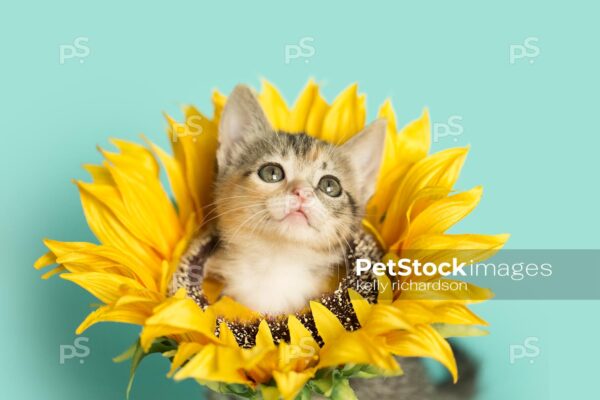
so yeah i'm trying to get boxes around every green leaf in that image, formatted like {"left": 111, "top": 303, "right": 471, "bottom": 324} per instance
{"left": 260, "top": 385, "right": 280, "bottom": 400}
{"left": 330, "top": 378, "right": 358, "bottom": 400}
{"left": 307, "top": 367, "right": 355, "bottom": 398}
{"left": 126, "top": 340, "right": 145, "bottom": 400}
{"left": 340, "top": 364, "right": 363, "bottom": 377}
{"left": 307, "top": 377, "right": 334, "bottom": 397}
{"left": 148, "top": 337, "right": 178, "bottom": 354}
{"left": 295, "top": 386, "right": 312, "bottom": 400}
{"left": 200, "top": 380, "right": 222, "bottom": 394}
{"left": 307, "top": 368, "right": 338, "bottom": 397}
{"left": 350, "top": 364, "right": 403, "bottom": 379}
{"left": 224, "top": 383, "right": 256, "bottom": 398}
{"left": 113, "top": 342, "right": 138, "bottom": 363}
{"left": 124, "top": 338, "right": 179, "bottom": 400}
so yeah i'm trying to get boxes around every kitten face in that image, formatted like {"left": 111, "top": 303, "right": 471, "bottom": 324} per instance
{"left": 215, "top": 132, "right": 360, "bottom": 247}
{"left": 213, "top": 85, "right": 386, "bottom": 251}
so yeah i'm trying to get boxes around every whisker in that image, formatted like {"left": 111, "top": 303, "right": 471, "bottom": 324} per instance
{"left": 201, "top": 202, "right": 264, "bottom": 226}
{"left": 227, "top": 209, "right": 269, "bottom": 243}
{"left": 202, "top": 194, "right": 263, "bottom": 208}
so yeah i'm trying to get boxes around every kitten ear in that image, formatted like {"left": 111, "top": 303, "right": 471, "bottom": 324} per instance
{"left": 340, "top": 119, "right": 387, "bottom": 203}
{"left": 218, "top": 84, "right": 272, "bottom": 165}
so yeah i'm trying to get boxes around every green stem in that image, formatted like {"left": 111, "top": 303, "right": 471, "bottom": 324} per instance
{"left": 330, "top": 379, "right": 358, "bottom": 400}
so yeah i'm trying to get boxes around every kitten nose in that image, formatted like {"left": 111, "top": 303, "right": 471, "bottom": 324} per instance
{"left": 292, "top": 187, "right": 313, "bottom": 200}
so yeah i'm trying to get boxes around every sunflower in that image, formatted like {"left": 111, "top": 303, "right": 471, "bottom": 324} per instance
{"left": 35, "top": 79, "right": 508, "bottom": 400}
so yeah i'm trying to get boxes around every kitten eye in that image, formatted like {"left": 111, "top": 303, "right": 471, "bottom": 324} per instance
{"left": 318, "top": 175, "right": 342, "bottom": 197}
{"left": 258, "top": 163, "right": 285, "bottom": 183}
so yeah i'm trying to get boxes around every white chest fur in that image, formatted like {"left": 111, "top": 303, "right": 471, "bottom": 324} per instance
{"left": 211, "top": 240, "right": 340, "bottom": 315}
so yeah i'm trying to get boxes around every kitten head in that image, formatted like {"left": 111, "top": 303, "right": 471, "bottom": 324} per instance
{"left": 213, "top": 85, "right": 386, "bottom": 249}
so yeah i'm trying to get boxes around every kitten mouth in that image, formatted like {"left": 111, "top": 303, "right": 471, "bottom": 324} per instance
{"left": 281, "top": 209, "right": 310, "bottom": 225}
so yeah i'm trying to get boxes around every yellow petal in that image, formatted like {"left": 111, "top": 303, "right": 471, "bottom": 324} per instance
{"left": 212, "top": 90, "right": 227, "bottom": 122}
{"left": 361, "top": 304, "right": 412, "bottom": 336}
{"left": 56, "top": 243, "right": 158, "bottom": 291}
{"left": 431, "top": 302, "right": 489, "bottom": 326}
{"left": 288, "top": 79, "right": 320, "bottom": 133}
{"left": 385, "top": 187, "right": 451, "bottom": 250}
{"left": 405, "top": 186, "right": 483, "bottom": 243}
{"left": 381, "top": 147, "right": 469, "bottom": 246}
{"left": 391, "top": 300, "right": 488, "bottom": 326}
{"left": 34, "top": 251, "right": 56, "bottom": 270}
{"left": 186, "top": 106, "right": 218, "bottom": 211}
{"left": 386, "top": 324, "right": 457, "bottom": 382}
{"left": 258, "top": 79, "right": 291, "bottom": 131}
{"left": 168, "top": 342, "right": 204, "bottom": 377}
{"left": 309, "top": 301, "right": 345, "bottom": 344}
{"left": 377, "top": 99, "right": 398, "bottom": 136}
{"left": 218, "top": 322, "right": 240, "bottom": 348}
{"left": 288, "top": 315, "right": 317, "bottom": 349}
{"left": 434, "top": 324, "right": 488, "bottom": 338}
{"left": 366, "top": 134, "right": 400, "bottom": 228}
{"left": 83, "top": 164, "right": 114, "bottom": 185}
{"left": 174, "top": 344, "right": 249, "bottom": 384}
{"left": 348, "top": 289, "right": 372, "bottom": 327}
{"left": 320, "top": 83, "right": 365, "bottom": 144}
{"left": 43, "top": 239, "right": 95, "bottom": 257}
{"left": 76, "top": 182, "right": 162, "bottom": 274}
{"left": 370, "top": 107, "right": 431, "bottom": 220}
{"left": 164, "top": 112, "right": 186, "bottom": 169}
{"left": 255, "top": 320, "right": 276, "bottom": 350}
{"left": 109, "top": 139, "right": 159, "bottom": 177}
{"left": 76, "top": 302, "right": 153, "bottom": 334}
{"left": 61, "top": 272, "right": 144, "bottom": 304}
{"left": 402, "top": 233, "right": 510, "bottom": 282}
{"left": 273, "top": 369, "right": 316, "bottom": 400}
{"left": 397, "top": 279, "right": 494, "bottom": 303}
{"left": 208, "top": 296, "right": 261, "bottom": 322}
{"left": 97, "top": 142, "right": 158, "bottom": 189}
{"left": 318, "top": 330, "right": 399, "bottom": 372}
{"left": 159, "top": 260, "right": 171, "bottom": 296}
{"left": 106, "top": 163, "right": 181, "bottom": 259}
{"left": 305, "top": 88, "right": 329, "bottom": 138}
{"left": 260, "top": 385, "right": 281, "bottom": 400}
{"left": 376, "top": 273, "right": 393, "bottom": 304}
{"left": 114, "top": 293, "right": 160, "bottom": 308}
{"left": 394, "top": 108, "right": 431, "bottom": 167}
{"left": 41, "top": 265, "right": 65, "bottom": 279}
{"left": 165, "top": 108, "right": 218, "bottom": 220}
{"left": 283, "top": 316, "right": 319, "bottom": 370}
{"left": 146, "top": 139, "right": 194, "bottom": 226}
{"left": 242, "top": 320, "right": 277, "bottom": 375}
{"left": 76, "top": 180, "right": 172, "bottom": 267}
{"left": 140, "top": 297, "right": 218, "bottom": 351}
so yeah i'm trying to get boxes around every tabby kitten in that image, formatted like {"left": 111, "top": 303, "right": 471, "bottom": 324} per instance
{"left": 204, "top": 85, "right": 386, "bottom": 315}
{"left": 203, "top": 86, "right": 479, "bottom": 400}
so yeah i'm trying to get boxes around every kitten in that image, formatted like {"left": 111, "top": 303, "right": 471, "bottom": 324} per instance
{"left": 192, "top": 86, "right": 480, "bottom": 400}
{"left": 204, "top": 85, "right": 386, "bottom": 315}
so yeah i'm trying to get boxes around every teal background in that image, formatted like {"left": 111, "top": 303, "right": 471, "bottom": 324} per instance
{"left": 1, "top": 1, "right": 598, "bottom": 399}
